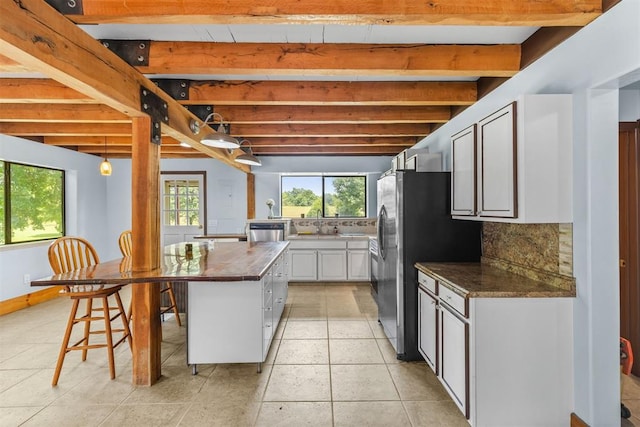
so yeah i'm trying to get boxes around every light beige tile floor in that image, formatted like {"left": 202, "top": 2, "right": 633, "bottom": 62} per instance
{"left": 0, "top": 284, "right": 468, "bottom": 426}
{"left": 622, "top": 373, "right": 640, "bottom": 426}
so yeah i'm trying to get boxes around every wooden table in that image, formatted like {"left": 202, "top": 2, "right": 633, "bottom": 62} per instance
{"left": 32, "top": 241, "right": 289, "bottom": 385}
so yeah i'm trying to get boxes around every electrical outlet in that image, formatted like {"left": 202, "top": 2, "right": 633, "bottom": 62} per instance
{"left": 23, "top": 274, "right": 30, "bottom": 285}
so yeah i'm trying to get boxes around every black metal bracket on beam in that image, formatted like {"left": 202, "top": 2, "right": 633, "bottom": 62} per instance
{"left": 45, "top": 0, "right": 83, "bottom": 14}
{"left": 101, "top": 40, "right": 150, "bottom": 67}
{"left": 140, "top": 87, "right": 169, "bottom": 145}
{"left": 185, "top": 105, "right": 214, "bottom": 122}
{"left": 152, "top": 79, "right": 191, "bottom": 101}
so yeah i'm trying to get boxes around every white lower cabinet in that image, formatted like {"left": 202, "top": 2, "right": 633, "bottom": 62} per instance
{"left": 439, "top": 302, "right": 469, "bottom": 417}
{"left": 418, "top": 285, "right": 438, "bottom": 373}
{"left": 288, "top": 239, "right": 370, "bottom": 282}
{"left": 346, "top": 240, "right": 370, "bottom": 281}
{"left": 318, "top": 250, "right": 347, "bottom": 280}
{"left": 417, "top": 269, "right": 573, "bottom": 426}
{"left": 289, "top": 250, "right": 317, "bottom": 281}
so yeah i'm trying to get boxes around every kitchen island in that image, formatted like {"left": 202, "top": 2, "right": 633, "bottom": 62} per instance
{"left": 32, "top": 241, "right": 290, "bottom": 382}
{"left": 415, "top": 262, "right": 574, "bottom": 427}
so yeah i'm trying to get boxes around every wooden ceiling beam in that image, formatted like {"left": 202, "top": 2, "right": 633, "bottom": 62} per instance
{"left": 214, "top": 105, "right": 451, "bottom": 124}
{"left": 231, "top": 123, "right": 430, "bottom": 138}
{"left": 0, "top": 122, "right": 132, "bottom": 136}
{"left": 252, "top": 146, "right": 408, "bottom": 155}
{"left": 19, "top": 123, "right": 427, "bottom": 138}
{"left": 0, "top": 54, "right": 34, "bottom": 73}
{"left": 0, "top": 79, "right": 95, "bottom": 104}
{"left": 142, "top": 42, "right": 520, "bottom": 77}
{"left": 44, "top": 135, "right": 415, "bottom": 148}
{"left": 0, "top": 104, "right": 130, "bottom": 123}
{"left": 247, "top": 136, "right": 417, "bottom": 147}
{"left": 76, "top": 145, "right": 200, "bottom": 154}
{"left": 63, "top": 0, "right": 602, "bottom": 26}
{"left": 189, "top": 80, "right": 477, "bottom": 106}
{"left": 44, "top": 135, "right": 181, "bottom": 146}
{"left": 0, "top": 0, "right": 248, "bottom": 172}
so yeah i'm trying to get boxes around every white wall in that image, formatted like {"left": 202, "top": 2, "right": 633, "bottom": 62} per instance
{"left": 0, "top": 135, "right": 110, "bottom": 300}
{"left": 415, "top": 2, "right": 640, "bottom": 424}
{"left": 103, "top": 157, "right": 248, "bottom": 259}
{"left": 620, "top": 88, "right": 640, "bottom": 121}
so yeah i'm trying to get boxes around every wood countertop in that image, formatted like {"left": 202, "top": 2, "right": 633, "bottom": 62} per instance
{"left": 415, "top": 262, "right": 576, "bottom": 298}
{"left": 32, "top": 241, "right": 289, "bottom": 286}
{"left": 193, "top": 234, "right": 248, "bottom": 241}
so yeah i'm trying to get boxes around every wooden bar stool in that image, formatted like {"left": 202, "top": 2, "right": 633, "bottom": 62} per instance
{"left": 48, "top": 236, "right": 132, "bottom": 386}
{"left": 118, "top": 230, "right": 182, "bottom": 326}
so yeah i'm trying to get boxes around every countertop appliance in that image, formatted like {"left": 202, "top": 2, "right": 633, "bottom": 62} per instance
{"left": 376, "top": 171, "right": 481, "bottom": 361}
{"left": 248, "top": 222, "right": 285, "bottom": 242}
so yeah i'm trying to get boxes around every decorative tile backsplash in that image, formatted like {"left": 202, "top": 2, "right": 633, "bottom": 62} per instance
{"left": 482, "top": 222, "right": 575, "bottom": 291}
{"left": 289, "top": 218, "right": 377, "bottom": 235}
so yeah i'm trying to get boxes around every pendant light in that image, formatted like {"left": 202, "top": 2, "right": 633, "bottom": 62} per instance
{"left": 190, "top": 112, "right": 240, "bottom": 149}
{"left": 99, "top": 136, "right": 112, "bottom": 176}
{"left": 235, "top": 139, "right": 262, "bottom": 166}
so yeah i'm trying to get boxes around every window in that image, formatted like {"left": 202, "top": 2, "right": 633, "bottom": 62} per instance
{"left": 281, "top": 175, "right": 366, "bottom": 218}
{"left": 1, "top": 161, "right": 65, "bottom": 245}
{"left": 162, "top": 178, "right": 201, "bottom": 226}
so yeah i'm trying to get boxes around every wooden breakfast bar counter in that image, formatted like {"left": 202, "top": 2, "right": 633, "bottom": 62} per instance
{"left": 32, "top": 241, "right": 290, "bottom": 384}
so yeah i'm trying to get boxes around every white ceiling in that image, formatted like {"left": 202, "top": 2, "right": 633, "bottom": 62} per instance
{"left": 80, "top": 23, "right": 539, "bottom": 44}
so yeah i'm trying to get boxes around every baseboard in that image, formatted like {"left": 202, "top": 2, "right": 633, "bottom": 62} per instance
{"left": 0, "top": 286, "right": 62, "bottom": 316}
{"left": 571, "top": 412, "right": 589, "bottom": 427}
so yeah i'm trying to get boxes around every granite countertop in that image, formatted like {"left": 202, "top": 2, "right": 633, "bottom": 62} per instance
{"left": 415, "top": 262, "right": 576, "bottom": 298}
{"left": 32, "top": 241, "right": 290, "bottom": 286}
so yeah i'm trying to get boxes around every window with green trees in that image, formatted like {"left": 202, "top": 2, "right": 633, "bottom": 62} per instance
{"left": 281, "top": 175, "right": 366, "bottom": 218}
{"left": 0, "top": 161, "right": 65, "bottom": 245}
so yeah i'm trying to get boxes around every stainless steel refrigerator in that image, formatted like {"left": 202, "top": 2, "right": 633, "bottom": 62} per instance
{"left": 376, "top": 171, "right": 481, "bottom": 361}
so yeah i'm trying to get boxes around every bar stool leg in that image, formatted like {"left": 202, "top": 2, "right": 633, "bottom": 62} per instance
{"left": 114, "top": 291, "right": 133, "bottom": 348}
{"left": 81, "top": 298, "right": 93, "bottom": 361}
{"left": 166, "top": 283, "right": 182, "bottom": 327}
{"left": 52, "top": 299, "right": 80, "bottom": 386}
{"left": 102, "top": 296, "right": 116, "bottom": 380}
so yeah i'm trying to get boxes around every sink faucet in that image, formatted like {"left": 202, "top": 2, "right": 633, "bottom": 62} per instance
{"left": 316, "top": 209, "right": 322, "bottom": 234}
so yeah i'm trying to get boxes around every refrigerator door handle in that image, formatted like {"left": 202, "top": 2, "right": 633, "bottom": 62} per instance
{"left": 378, "top": 205, "right": 387, "bottom": 260}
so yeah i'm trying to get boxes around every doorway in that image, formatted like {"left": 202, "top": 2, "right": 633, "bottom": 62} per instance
{"left": 619, "top": 121, "right": 640, "bottom": 377}
{"left": 160, "top": 172, "right": 207, "bottom": 246}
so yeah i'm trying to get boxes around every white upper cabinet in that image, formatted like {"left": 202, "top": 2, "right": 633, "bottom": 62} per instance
{"left": 451, "top": 94, "right": 572, "bottom": 223}
{"left": 451, "top": 125, "right": 477, "bottom": 216}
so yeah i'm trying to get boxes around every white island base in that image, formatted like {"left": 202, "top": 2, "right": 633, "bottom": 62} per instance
{"left": 187, "top": 252, "right": 287, "bottom": 374}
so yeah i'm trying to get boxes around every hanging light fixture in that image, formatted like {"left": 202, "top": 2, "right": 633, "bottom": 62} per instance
{"left": 190, "top": 112, "right": 240, "bottom": 149}
{"left": 99, "top": 136, "right": 112, "bottom": 176}
{"left": 234, "top": 139, "right": 262, "bottom": 166}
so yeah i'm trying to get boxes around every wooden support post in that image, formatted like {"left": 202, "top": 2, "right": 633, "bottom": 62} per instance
{"left": 247, "top": 173, "right": 255, "bottom": 219}
{"left": 130, "top": 116, "right": 162, "bottom": 386}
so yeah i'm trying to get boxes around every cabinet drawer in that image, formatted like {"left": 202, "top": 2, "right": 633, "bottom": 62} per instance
{"left": 289, "top": 240, "right": 347, "bottom": 249}
{"left": 347, "top": 240, "right": 369, "bottom": 249}
{"left": 439, "top": 284, "right": 467, "bottom": 318}
{"left": 263, "top": 278, "right": 273, "bottom": 306}
{"left": 418, "top": 271, "right": 437, "bottom": 295}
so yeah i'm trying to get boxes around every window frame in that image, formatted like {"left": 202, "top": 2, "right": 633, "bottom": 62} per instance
{"left": 280, "top": 173, "right": 367, "bottom": 218}
{"left": 1, "top": 160, "right": 66, "bottom": 245}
